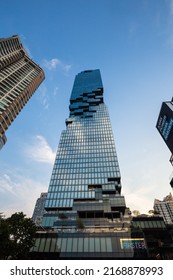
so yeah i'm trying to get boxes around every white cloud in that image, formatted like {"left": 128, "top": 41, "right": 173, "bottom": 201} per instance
{"left": 43, "top": 58, "right": 61, "bottom": 70}
{"left": 38, "top": 85, "right": 49, "bottom": 109}
{"left": 53, "top": 86, "right": 59, "bottom": 96}
{"left": 42, "top": 58, "right": 72, "bottom": 73}
{"left": 124, "top": 186, "right": 155, "bottom": 214}
{"left": 0, "top": 171, "right": 47, "bottom": 217}
{"left": 25, "top": 135, "right": 56, "bottom": 164}
{"left": 0, "top": 174, "right": 16, "bottom": 195}
{"left": 19, "top": 34, "right": 33, "bottom": 58}
{"left": 62, "top": 64, "right": 72, "bottom": 72}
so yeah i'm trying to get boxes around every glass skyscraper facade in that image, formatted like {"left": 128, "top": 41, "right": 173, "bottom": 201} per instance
{"left": 43, "top": 69, "right": 125, "bottom": 223}
{"left": 31, "top": 70, "right": 147, "bottom": 259}
{"left": 156, "top": 98, "right": 173, "bottom": 187}
{"left": 156, "top": 98, "right": 173, "bottom": 158}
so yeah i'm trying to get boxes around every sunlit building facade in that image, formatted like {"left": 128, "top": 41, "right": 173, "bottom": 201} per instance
{"left": 43, "top": 69, "right": 125, "bottom": 221}
{"left": 31, "top": 70, "right": 149, "bottom": 259}
{"left": 154, "top": 193, "right": 173, "bottom": 225}
{"left": 0, "top": 35, "right": 45, "bottom": 149}
{"left": 32, "top": 192, "right": 48, "bottom": 226}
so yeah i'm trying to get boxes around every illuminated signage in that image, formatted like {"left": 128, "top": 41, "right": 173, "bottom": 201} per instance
{"left": 163, "top": 118, "right": 173, "bottom": 140}
{"left": 157, "top": 115, "right": 173, "bottom": 140}
{"left": 120, "top": 238, "right": 146, "bottom": 249}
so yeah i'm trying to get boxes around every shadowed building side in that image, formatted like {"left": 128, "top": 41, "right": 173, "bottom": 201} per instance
{"left": 0, "top": 35, "right": 45, "bottom": 149}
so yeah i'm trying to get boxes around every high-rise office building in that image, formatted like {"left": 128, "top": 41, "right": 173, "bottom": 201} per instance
{"left": 156, "top": 98, "right": 173, "bottom": 189}
{"left": 0, "top": 35, "right": 45, "bottom": 149}
{"left": 43, "top": 69, "right": 125, "bottom": 221}
{"left": 31, "top": 70, "right": 148, "bottom": 259}
{"left": 156, "top": 98, "right": 173, "bottom": 160}
{"left": 154, "top": 193, "right": 173, "bottom": 225}
{"left": 32, "top": 193, "right": 48, "bottom": 226}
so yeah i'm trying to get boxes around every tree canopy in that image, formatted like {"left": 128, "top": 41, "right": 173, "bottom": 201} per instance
{"left": 0, "top": 212, "right": 36, "bottom": 259}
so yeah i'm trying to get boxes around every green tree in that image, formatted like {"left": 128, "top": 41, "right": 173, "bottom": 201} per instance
{"left": 132, "top": 210, "right": 140, "bottom": 216}
{"left": 0, "top": 212, "right": 36, "bottom": 259}
{"left": 0, "top": 215, "right": 10, "bottom": 259}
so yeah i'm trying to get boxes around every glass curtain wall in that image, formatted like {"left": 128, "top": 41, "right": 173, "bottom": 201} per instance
{"left": 39, "top": 70, "right": 135, "bottom": 259}
{"left": 43, "top": 70, "right": 125, "bottom": 226}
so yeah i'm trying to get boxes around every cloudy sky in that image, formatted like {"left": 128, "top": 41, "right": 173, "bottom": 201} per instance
{"left": 0, "top": 0, "right": 173, "bottom": 217}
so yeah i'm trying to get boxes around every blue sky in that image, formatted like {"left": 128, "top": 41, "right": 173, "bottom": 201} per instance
{"left": 1, "top": 0, "right": 173, "bottom": 217}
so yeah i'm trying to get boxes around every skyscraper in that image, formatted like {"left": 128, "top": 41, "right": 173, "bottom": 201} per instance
{"left": 154, "top": 193, "right": 173, "bottom": 225}
{"left": 32, "top": 193, "right": 48, "bottom": 226}
{"left": 0, "top": 35, "right": 45, "bottom": 149}
{"left": 31, "top": 70, "right": 146, "bottom": 259}
{"left": 43, "top": 69, "right": 125, "bottom": 220}
{"left": 156, "top": 98, "right": 173, "bottom": 188}
{"left": 156, "top": 98, "right": 173, "bottom": 160}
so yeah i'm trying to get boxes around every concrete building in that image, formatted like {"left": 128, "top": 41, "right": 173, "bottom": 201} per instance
{"left": 32, "top": 193, "right": 47, "bottom": 226}
{"left": 154, "top": 193, "right": 173, "bottom": 225}
{"left": 0, "top": 35, "right": 45, "bottom": 149}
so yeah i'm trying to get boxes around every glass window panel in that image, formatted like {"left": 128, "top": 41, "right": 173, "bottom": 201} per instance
{"left": 59, "top": 200, "right": 63, "bottom": 207}
{"left": 69, "top": 199, "right": 73, "bottom": 207}
{"left": 106, "top": 238, "right": 112, "bottom": 252}
{"left": 66, "top": 199, "right": 70, "bottom": 207}
{"left": 100, "top": 238, "right": 106, "bottom": 252}
{"left": 67, "top": 192, "right": 71, "bottom": 198}
{"left": 63, "top": 199, "right": 67, "bottom": 207}
{"left": 38, "top": 238, "right": 46, "bottom": 252}
{"left": 66, "top": 238, "right": 72, "bottom": 252}
{"left": 140, "top": 221, "right": 144, "bottom": 228}
{"left": 78, "top": 238, "right": 83, "bottom": 252}
{"left": 56, "top": 238, "right": 62, "bottom": 252}
{"left": 95, "top": 238, "right": 100, "bottom": 252}
{"left": 161, "top": 221, "right": 165, "bottom": 228}
{"left": 148, "top": 221, "right": 152, "bottom": 228}
{"left": 89, "top": 238, "right": 95, "bottom": 252}
{"left": 61, "top": 238, "right": 67, "bottom": 252}
{"left": 84, "top": 238, "right": 89, "bottom": 252}
{"left": 55, "top": 200, "right": 59, "bottom": 207}
{"left": 44, "top": 238, "right": 51, "bottom": 252}
{"left": 153, "top": 221, "right": 158, "bottom": 228}
{"left": 52, "top": 200, "right": 56, "bottom": 207}
{"left": 33, "top": 238, "right": 40, "bottom": 252}
{"left": 44, "top": 200, "right": 48, "bottom": 208}
{"left": 72, "top": 238, "right": 78, "bottom": 252}
{"left": 49, "top": 238, "right": 57, "bottom": 252}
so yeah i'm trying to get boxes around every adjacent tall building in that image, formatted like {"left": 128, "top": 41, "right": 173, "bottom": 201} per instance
{"left": 156, "top": 98, "right": 173, "bottom": 189}
{"left": 32, "top": 193, "right": 47, "bottom": 226}
{"left": 156, "top": 98, "right": 173, "bottom": 162}
{"left": 154, "top": 193, "right": 173, "bottom": 225}
{"left": 0, "top": 35, "right": 45, "bottom": 149}
{"left": 31, "top": 70, "right": 148, "bottom": 259}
